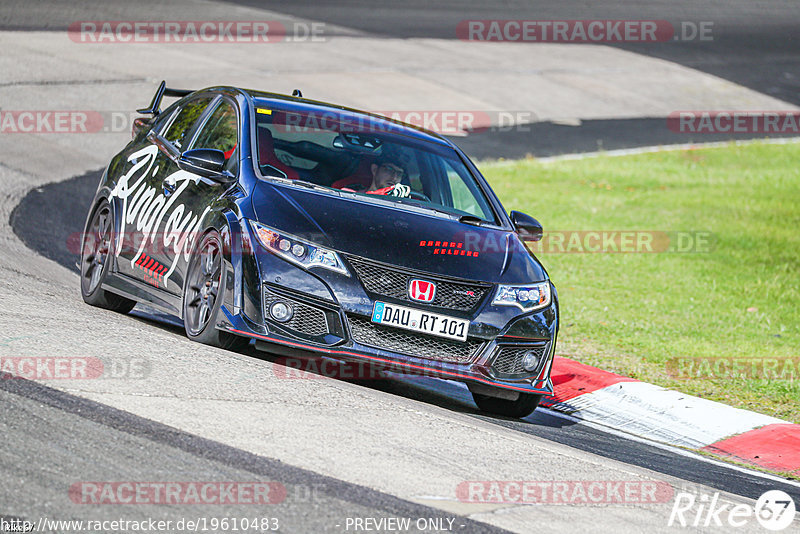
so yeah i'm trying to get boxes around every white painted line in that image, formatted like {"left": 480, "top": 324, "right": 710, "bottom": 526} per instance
{"left": 537, "top": 136, "right": 800, "bottom": 163}
{"left": 547, "top": 381, "right": 787, "bottom": 449}
{"left": 536, "top": 406, "right": 800, "bottom": 489}
{"left": 449, "top": 374, "right": 800, "bottom": 485}
{"left": 478, "top": 137, "right": 800, "bottom": 165}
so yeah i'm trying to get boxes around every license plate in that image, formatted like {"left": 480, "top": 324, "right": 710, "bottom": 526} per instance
{"left": 370, "top": 302, "right": 469, "bottom": 342}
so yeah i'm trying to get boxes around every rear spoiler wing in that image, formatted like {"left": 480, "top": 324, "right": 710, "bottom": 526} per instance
{"left": 136, "top": 80, "right": 194, "bottom": 116}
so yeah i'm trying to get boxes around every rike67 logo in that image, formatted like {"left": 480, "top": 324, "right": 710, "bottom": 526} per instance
{"left": 669, "top": 490, "right": 796, "bottom": 531}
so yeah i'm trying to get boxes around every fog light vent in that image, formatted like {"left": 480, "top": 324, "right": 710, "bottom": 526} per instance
{"left": 269, "top": 300, "right": 293, "bottom": 323}
{"left": 522, "top": 350, "right": 540, "bottom": 372}
{"left": 492, "top": 343, "right": 549, "bottom": 377}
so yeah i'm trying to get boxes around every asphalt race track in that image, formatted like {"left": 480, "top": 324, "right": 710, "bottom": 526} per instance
{"left": 13, "top": 167, "right": 800, "bottom": 503}
{"left": 230, "top": 0, "right": 800, "bottom": 158}
{"left": 1, "top": 1, "right": 799, "bottom": 533}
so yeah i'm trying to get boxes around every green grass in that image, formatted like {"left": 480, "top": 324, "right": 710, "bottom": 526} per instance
{"left": 480, "top": 142, "right": 800, "bottom": 423}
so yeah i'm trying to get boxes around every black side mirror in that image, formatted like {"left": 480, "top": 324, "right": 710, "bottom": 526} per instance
{"left": 510, "top": 210, "right": 543, "bottom": 241}
{"left": 178, "top": 149, "right": 234, "bottom": 183}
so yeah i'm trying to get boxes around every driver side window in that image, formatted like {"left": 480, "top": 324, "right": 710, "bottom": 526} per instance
{"left": 191, "top": 100, "right": 239, "bottom": 174}
{"left": 163, "top": 97, "right": 213, "bottom": 150}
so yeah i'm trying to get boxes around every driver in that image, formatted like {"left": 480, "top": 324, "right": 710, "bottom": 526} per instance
{"left": 343, "top": 155, "right": 411, "bottom": 198}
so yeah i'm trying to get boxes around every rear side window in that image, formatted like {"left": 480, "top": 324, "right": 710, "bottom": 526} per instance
{"left": 150, "top": 102, "right": 179, "bottom": 135}
{"left": 163, "top": 97, "right": 213, "bottom": 150}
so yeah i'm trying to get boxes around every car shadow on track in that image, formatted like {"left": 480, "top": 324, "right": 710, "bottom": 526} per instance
{"left": 119, "top": 304, "right": 575, "bottom": 428}
{"left": 251, "top": 347, "right": 577, "bottom": 428}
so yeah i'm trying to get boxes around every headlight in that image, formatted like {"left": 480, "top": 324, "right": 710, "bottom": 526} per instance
{"left": 492, "top": 281, "right": 551, "bottom": 311}
{"left": 249, "top": 220, "right": 349, "bottom": 276}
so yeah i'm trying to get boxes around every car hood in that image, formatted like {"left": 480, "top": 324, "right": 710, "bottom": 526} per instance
{"left": 250, "top": 181, "right": 547, "bottom": 284}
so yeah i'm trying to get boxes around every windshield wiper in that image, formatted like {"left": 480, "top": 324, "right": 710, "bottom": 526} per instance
{"left": 394, "top": 200, "right": 489, "bottom": 225}
{"left": 395, "top": 199, "right": 453, "bottom": 217}
{"left": 293, "top": 179, "right": 326, "bottom": 190}
{"left": 270, "top": 176, "right": 328, "bottom": 192}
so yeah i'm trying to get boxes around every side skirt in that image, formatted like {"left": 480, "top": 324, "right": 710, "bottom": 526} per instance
{"left": 102, "top": 271, "right": 183, "bottom": 318}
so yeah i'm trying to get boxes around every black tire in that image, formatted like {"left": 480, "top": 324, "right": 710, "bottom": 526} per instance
{"left": 80, "top": 200, "right": 136, "bottom": 313}
{"left": 471, "top": 391, "right": 542, "bottom": 419}
{"left": 182, "top": 230, "right": 249, "bottom": 351}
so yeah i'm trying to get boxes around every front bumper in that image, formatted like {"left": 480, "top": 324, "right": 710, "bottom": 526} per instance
{"left": 219, "top": 295, "right": 557, "bottom": 396}
{"left": 217, "top": 222, "right": 557, "bottom": 396}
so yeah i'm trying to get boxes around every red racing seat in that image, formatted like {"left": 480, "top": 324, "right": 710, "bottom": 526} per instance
{"left": 257, "top": 128, "right": 299, "bottom": 180}
{"left": 331, "top": 156, "right": 375, "bottom": 189}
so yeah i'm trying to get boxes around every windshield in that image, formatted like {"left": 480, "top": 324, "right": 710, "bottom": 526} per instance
{"left": 252, "top": 103, "right": 497, "bottom": 223}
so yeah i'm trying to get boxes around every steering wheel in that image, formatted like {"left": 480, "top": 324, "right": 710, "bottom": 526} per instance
{"left": 410, "top": 190, "right": 430, "bottom": 202}
{"left": 367, "top": 185, "right": 430, "bottom": 202}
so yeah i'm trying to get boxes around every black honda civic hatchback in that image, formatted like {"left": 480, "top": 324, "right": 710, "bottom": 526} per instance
{"left": 80, "top": 82, "right": 559, "bottom": 418}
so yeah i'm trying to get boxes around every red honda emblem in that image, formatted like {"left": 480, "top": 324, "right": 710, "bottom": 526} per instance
{"left": 409, "top": 279, "right": 436, "bottom": 302}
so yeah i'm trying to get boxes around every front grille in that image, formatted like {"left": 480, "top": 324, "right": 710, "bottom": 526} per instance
{"left": 491, "top": 343, "right": 549, "bottom": 377}
{"left": 263, "top": 286, "right": 328, "bottom": 337}
{"left": 347, "top": 315, "right": 484, "bottom": 364}
{"left": 346, "top": 255, "right": 490, "bottom": 312}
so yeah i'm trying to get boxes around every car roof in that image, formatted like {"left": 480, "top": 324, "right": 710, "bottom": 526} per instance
{"left": 199, "top": 86, "right": 456, "bottom": 148}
